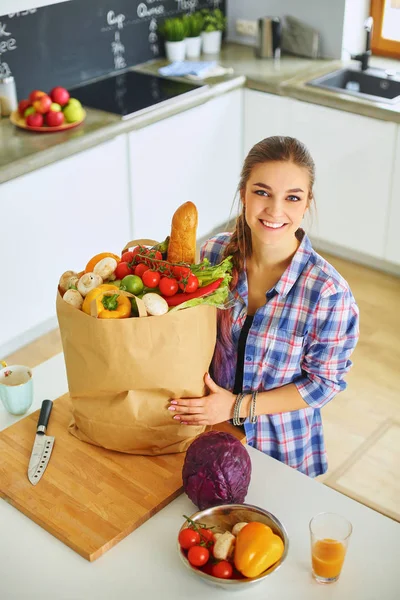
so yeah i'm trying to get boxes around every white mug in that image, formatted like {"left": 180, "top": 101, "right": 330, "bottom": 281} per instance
{"left": 0, "top": 361, "right": 33, "bottom": 415}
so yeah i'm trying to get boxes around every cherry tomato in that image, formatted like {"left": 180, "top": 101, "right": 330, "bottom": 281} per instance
{"left": 179, "top": 274, "right": 199, "bottom": 293}
{"left": 159, "top": 276, "right": 179, "bottom": 297}
{"left": 134, "top": 263, "right": 149, "bottom": 278}
{"left": 201, "top": 561, "right": 214, "bottom": 576}
{"left": 142, "top": 270, "right": 161, "bottom": 289}
{"left": 115, "top": 261, "right": 133, "bottom": 280}
{"left": 188, "top": 545, "right": 209, "bottom": 567}
{"left": 199, "top": 528, "right": 214, "bottom": 544}
{"left": 121, "top": 251, "right": 135, "bottom": 264}
{"left": 211, "top": 561, "right": 233, "bottom": 579}
{"left": 172, "top": 265, "right": 191, "bottom": 279}
{"left": 178, "top": 528, "right": 201, "bottom": 550}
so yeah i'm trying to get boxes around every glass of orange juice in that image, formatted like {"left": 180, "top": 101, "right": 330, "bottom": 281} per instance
{"left": 309, "top": 512, "right": 352, "bottom": 584}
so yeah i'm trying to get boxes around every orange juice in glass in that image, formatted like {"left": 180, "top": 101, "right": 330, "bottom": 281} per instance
{"left": 309, "top": 512, "right": 352, "bottom": 584}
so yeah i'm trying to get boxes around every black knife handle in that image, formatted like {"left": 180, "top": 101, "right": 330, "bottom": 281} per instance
{"left": 37, "top": 400, "right": 53, "bottom": 434}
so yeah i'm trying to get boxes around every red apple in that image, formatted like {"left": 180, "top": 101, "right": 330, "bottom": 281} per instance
{"left": 33, "top": 94, "right": 52, "bottom": 114}
{"left": 18, "top": 99, "right": 31, "bottom": 116}
{"left": 26, "top": 113, "right": 44, "bottom": 127}
{"left": 46, "top": 110, "right": 65, "bottom": 127}
{"left": 49, "top": 86, "right": 70, "bottom": 106}
{"left": 29, "top": 90, "right": 46, "bottom": 103}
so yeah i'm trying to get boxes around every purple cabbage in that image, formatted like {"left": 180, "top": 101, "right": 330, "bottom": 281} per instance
{"left": 182, "top": 431, "right": 252, "bottom": 510}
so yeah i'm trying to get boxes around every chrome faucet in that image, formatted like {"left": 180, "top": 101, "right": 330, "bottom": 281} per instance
{"left": 351, "top": 16, "right": 374, "bottom": 71}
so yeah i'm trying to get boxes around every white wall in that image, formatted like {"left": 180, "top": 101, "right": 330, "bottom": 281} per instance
{"left": 342, "top": 0, "right": 370, "bottom": 59}
{"left": 226, "top": 0, "right": 347, "bottom": 59}
{"left": 0, "top": 0, "right": 69, "bottom": 14}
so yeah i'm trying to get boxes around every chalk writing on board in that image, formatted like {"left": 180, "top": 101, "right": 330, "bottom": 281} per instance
{"left": 149, "top": 17, "right": 159, "bottom": 56}
{"left": 0, "top": 19, "right": 17, "bottom": 78}
{"left": 7, "top": 10, "right": 37, "bottom": 18}
{"left": 174, "top": 0, "right": 198, "bottom": 11}
{"left": 112, "top": 31, "right": 127, "bottom": 69}
{"left": 137, "top": 3, "right": 165, "bottom": 19}
{"left": 107, "top": 10, "right": 126, "bottom": 30}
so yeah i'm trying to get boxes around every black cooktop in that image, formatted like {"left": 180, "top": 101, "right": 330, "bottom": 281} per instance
{"left": 69, "top": 70, "right": 207, "bottom": 119}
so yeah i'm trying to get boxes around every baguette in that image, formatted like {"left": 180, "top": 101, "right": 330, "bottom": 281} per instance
{"left": 167, "top": 201, "right": 198, "bottom": 264}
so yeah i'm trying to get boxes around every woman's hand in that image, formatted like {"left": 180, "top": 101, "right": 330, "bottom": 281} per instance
{"left": 169, "top": 373, "right": 235, "bottom": 426}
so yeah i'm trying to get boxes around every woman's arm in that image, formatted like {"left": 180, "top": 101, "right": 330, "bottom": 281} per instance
{"left": 238, "top": 383, "right": 308, "bottom": 418}
{"left": 170, "top": 288, "right": 360, "bottom": 426}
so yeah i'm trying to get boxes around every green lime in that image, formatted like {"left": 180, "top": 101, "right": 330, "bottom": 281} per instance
{"left": 112, "top": 279, "right": 122, "bottom": 288}
{"left": 121, "top": 275, "right": 144, "bottom": 295}
{"left": 67, "top": 98, "right": 82, "bottom": 109}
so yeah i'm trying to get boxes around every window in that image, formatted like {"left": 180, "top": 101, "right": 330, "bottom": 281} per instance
{"left": 370, "top": 0, "right": 400, "bottom": 58}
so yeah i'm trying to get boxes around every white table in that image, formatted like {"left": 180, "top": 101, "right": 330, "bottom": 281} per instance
{"left": 1, "top": 354, "right": 399, "bottom": 600}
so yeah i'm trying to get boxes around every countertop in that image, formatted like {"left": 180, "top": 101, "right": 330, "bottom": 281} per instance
{"left": 1, "top": 43, "right": 400, "bottom": 185}
{"left": 1, "top": 353, "right": 399, "bottom": 599}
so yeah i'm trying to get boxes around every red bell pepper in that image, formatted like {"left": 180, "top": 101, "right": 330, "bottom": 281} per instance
{"left": 163, "top": 278, "right": 223, "bottom": 307}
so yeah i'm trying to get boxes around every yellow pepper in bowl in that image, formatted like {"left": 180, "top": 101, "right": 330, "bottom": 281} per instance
{"left": 234, "top": 522, "right": 284, "bottom": 578}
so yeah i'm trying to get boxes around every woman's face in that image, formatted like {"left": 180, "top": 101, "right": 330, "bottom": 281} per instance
{"left": 243, "top": 161, "right": 310, "bottom": 248}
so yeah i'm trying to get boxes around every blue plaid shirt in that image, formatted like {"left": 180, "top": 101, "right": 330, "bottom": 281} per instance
{"left": 201, "top": 231, "right": 359, "bottom": 477}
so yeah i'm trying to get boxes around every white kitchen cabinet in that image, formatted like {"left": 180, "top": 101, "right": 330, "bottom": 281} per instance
{"left": 0, "top": 135, "right": 131, "bottom": 356}
{"left": 287, "top": 99, "right": 397, "bottom": 259}
{"left": 244, "top": 89, "right": 294, "bottom": 153}
{"left": 385, "top": 127, "right": 400, "bottom": 265}
{"left": 128, "top": 89, "right": 244, "bottom": 242}
{"left": 244, "top": 89, "right": 398, "bottom": 261}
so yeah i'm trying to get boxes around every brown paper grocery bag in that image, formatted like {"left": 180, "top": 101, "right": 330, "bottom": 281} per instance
{"left": 56, "top": 292, "right": 216, "bottom": 455}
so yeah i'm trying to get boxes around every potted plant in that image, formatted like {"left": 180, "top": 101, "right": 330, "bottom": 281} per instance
{"left": 182, "top": 12, "right": 204, "bottom": 59}
{"left": 200, "top": 8, "right": 227, "bottom": 54}
{"left": 161, "top": 17, "right": 186, "bottom": 62}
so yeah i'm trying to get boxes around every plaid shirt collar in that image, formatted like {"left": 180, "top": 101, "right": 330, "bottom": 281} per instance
{"left": 237, "top": 229, "right": 313, "bottom": 303}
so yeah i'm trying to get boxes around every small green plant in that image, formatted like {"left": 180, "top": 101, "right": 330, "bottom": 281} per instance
{"left": 160, "top": 17, "right": 186, "bottom": 42}
{"left": 182, "top": 11, "right": 204, "bottom": 38}
{"left": 200, "top": 8, "right": 227, "bottom": 33}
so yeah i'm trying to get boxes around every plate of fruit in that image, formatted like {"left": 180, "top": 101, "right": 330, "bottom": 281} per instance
{"left": 10, "top": 86, "right": 86, "bottom": 133}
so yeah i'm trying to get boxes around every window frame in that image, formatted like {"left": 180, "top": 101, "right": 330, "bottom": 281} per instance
{"left": 370, "top": 0, "right": 400, "bottom": 59}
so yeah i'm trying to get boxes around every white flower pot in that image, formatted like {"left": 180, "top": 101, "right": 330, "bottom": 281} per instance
{"left": 165, "top": 40, "right": 186, "bottom": 62}
{"left": 185, "top": 36, "right": 202, "bottom": 59}
{"left": 201, "top": 30, "right": 222, "bottom": 54}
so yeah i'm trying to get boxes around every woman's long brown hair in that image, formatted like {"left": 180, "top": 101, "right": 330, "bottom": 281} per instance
{"left": 211, "top": 136, "right": 316, "bottom": 390}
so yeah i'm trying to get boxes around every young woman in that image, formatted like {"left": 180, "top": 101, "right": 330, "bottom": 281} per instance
{"left": 169, "top": 136, "right": 359, "bottom": 477}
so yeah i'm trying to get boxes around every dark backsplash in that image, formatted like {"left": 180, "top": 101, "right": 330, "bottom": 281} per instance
{"left": 0, "top": 0, "right": 226, "bottom": 100}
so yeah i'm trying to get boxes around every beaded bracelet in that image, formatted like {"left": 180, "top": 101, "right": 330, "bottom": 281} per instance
{"left": 249, "top": 391, "right": 258, "bottom": 424}
{"left": 232, "top": 393, "right": 247, "bottom": 426}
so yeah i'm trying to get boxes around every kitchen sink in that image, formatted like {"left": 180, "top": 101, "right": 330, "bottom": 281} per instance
{"left": 307, "top": 67, "right": 400, "bottom": 104}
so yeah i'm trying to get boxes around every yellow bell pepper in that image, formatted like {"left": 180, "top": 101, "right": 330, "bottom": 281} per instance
{"left": 96, "top": 292, "right": 131, "bottom": 319}
{"left": 234, "top": 522, "right": 284, "bottom": 578}
{"left": 82, "top": 284, "right": 119, "bottom": 315}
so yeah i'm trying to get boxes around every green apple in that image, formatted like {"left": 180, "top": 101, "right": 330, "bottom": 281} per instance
{"left": 49, "top": 102, "right": 62, "bottom": 112}
{"left": 63, "top": 104, "right": 85, "bottom": 123}
{"left": 24, "top": 106, "right": 36, "bottom": 118}
{"left": 67, "top": 98, "right": 82, "bottom": 109}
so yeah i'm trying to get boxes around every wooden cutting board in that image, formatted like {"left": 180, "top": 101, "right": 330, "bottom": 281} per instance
{"left": 0, "top": 395, "right": 245, "bottom": 561}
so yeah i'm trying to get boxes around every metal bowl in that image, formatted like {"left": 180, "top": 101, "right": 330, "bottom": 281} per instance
{"left": 177, "top": 503, "right": 289, "bottom": 590}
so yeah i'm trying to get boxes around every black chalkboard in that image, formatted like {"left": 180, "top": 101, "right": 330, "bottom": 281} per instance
{"left": 0, "top": 0, "right": 226, "bottom": 100}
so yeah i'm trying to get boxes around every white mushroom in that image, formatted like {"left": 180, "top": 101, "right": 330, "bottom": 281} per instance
{"left": 142, "top": 293, "right": 169, "bottom": 316}
{"left": 62, "top": 289, "right": 83, "bottom": 309}
{"left": 232, "top": 522, "right": 249, "bottom": 536}
{"left": 213, "top": 531, "right": 235, "bottom": 561}
{"left": 93, "top": 257, "right": 118, "bottom": 280}
{"left": 77, "top": 272, "right": 103, "bottom": 297}
{"left": 59, "top": 271, "right": 79, "bottom": 293}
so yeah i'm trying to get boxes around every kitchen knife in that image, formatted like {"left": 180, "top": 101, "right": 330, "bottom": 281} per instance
{"left": 28, "top": 399, "right": 55, "bottom": 485}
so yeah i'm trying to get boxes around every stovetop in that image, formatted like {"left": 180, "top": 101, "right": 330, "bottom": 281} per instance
{"left": 69, "top": 70, "right": 208, "bottom": 119}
